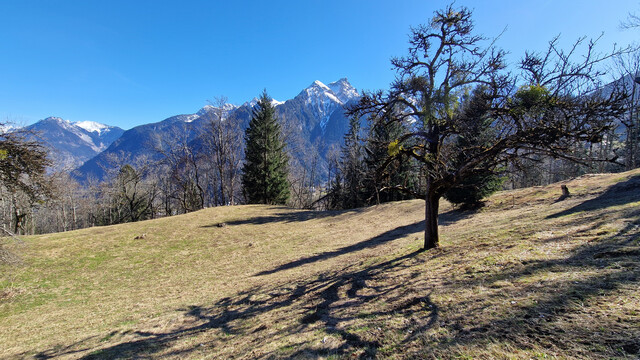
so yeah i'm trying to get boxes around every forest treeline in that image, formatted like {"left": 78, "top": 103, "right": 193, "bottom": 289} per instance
{"left": 2, "top": 5, "right": 640, "bottom": 239}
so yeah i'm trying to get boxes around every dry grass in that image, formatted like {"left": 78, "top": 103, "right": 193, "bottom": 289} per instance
{"left": 1, "top": 169, "right": 639, "bottom": 359}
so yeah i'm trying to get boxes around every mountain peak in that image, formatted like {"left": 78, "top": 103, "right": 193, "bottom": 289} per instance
{"left": 74, "top": 121, "right": 111, "bottom": 134}
{"left": 298, "top": 78, "right": 359, "bottom": 105}
{"left": 311, "top": 80, "right": 330, "bottom": 90}
{"left": 26, "top": 116, "right": 124, "bottom": 172}
{"left": 329, "top": 77, "right": 349, "bottom": 85}
{"left": 328, "top": 78, "right": 359, "bottom": 104}
{"left": 43, "top": 116, "right": 66, "bottom": 123}
{"left": 243, "top": 97, "right": 284, "bottom": 108}
{"left": 197, "top": 104, "right": 216, "bottom": 115}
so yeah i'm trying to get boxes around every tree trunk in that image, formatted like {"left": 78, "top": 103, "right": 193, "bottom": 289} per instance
{"left": 71, "top": 202, "right": 77, "bottom": 230}
{"left": 424, "top": 189, "right": 440, "bottom": 250}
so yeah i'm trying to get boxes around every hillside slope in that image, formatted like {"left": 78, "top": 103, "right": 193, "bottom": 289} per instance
{"left": 1, "top": 170, "right": 639, "bottom": 359}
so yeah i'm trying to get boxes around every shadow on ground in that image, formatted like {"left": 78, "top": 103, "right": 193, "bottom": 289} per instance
{"left": 203, "top": 208, "right": 365, "bottom": 227}
{"left": 30, "top": 221, "right": 436, "bottom": 360}
{"left": 255, "top": 220, "right": 424, "bottom": 276}
{"left": 434, "top": 180, "right": 640, "bottom": 358}
{"left": 439, "top": 207, "right": 479, "bottom": 226}
{"left": 547, "top": 174, "right": 640, "bottom": 219}
{"left": 439, "top": 230, "right": 640, "bottom": 357}
{"left": 29, "top": 185, "right": 640, "bottom": 359}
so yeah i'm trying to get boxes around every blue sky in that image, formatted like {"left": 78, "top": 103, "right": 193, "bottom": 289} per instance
{"left": 1, "top": 0, "right": 638, "bottom": 129}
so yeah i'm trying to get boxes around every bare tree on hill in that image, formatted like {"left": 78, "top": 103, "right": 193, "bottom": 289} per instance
{"left": 348, "top": 5, "right": 628, "bottom": 250}
{"left": 200, "top": 97, "right": 244, "bottom": 206}
{"left": 153, "top": 126, "right": 206, "bottom": 213}
{"left": 0, "top": 123, "right": 51, "bottom": 236}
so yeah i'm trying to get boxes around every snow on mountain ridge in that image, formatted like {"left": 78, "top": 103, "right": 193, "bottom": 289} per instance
{"left": 195, "top": 103, "right": 240, "bottom": 122}
{"left": 328, "top": 78, "right": 359, "bottom": 104}
{"left": 0, "top": 124, "right": 15, "bottom": 133}
{"left": 312, "top": 80, "right": 331, "bottom": 91}
{"left": 298, "top": 80, "right": 349, "bottom": 130}
{"left": 304, "top": 81, "right": 341, "bottom": 105}
{"left": 197, "top": 103, "right": 238, "bottom": 115}
{"left": 74, "top": 121, "right": 111, "bottom": 134}
{"left": 43, "top": 116, "right": 74, "bottom": 131}
{"left": 40, "top": 116, "right": 125, "bottom": 154}
{"left": 184, "top": 114, "right": 200, "bottom": 123}
{"left": 244, "top": 97, "right": 284, "bottom": 108}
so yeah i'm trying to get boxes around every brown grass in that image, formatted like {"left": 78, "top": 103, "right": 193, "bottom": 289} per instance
{"left": 1, "top": 169, "right": 639, "bottom": 359}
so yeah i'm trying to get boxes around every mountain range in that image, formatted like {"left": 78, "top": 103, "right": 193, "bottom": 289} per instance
{"left": 24, "top": 78, "right": 360, "bottom": 182}
{"left": 25, "top": 117, "right": 124, "bottom": 171}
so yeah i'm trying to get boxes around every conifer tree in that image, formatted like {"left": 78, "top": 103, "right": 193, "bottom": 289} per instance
{"left": 363, "top": 115, "right": 418, "bottom": 204}
{"left": 242, "top": 90, "right": 290, "bottom": 205}
{"left": 339, "top": 116, "right": 365, "bottom": 209}
{"left": 443, "top": 87, "right": 504, "bottom": 209}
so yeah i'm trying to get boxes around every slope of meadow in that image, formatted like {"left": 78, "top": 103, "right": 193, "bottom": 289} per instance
{"left": 1, "top": 169, "right": 639, "bottom": 359}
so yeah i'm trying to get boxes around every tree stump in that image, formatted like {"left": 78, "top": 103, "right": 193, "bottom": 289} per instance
{"left": 557, "top": 185, "right": 571, "bottom": 201}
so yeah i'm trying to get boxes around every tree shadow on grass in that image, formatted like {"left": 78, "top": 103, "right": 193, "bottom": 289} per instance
{"left": 202, "top": 207, "right": 365, "bottom": 227}
{"left": 439, "top": 207, "right": 479, "bottom": 226}
{"left": 547, "top": 174, "right": 640, "bottom": 220}
{"left": 32, "top": 336, "right": 100, "bottom": 360}
{"left": 76, "top": 251, "right": 437, "bottom": 359}
{"left": 435, "top": 200, "right": 640, "bottom": 358}
{"left": 255, "top": 220, "right": 424, "bottom": 276}
{"left": 29, "top": 187, "right": 640, "bottom": 358}
{"left": 35, "top": 222, "right": 638, "bottom": 359}
{"left": 448, "top": 269, "right": 638, "bottom": 357}
{"left": 31, "top": 223, "right": 438, "bottom": 360}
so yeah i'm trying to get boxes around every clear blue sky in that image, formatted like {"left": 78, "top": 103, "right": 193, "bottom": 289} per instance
{"left": 1, "top": 0, "right": 638, "bottom": 129}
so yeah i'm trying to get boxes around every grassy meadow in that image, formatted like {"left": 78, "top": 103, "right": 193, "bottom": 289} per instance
{"left": 1, "top": 169, "right": 639, "bottom": 359}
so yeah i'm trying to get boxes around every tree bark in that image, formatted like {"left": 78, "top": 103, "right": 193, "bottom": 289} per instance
{"left": 424, "top": 188, "right": 440, "bottom": 250}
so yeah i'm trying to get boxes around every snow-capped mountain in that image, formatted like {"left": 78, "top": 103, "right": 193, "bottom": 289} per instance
{"left": 280, "top": 78, "right": 360, "bottom": 147}
{"left": 74, "top": 121, "right": 113, "bottom": 135}
{"left": 244, "top": 97, "right": 285, "bottom": 108}
{"left": 296, "top": 80, "right": 347, "bottom": 130}
{"left": 74, "top": 107, "right": 235, "bottom": 180}
{"left": 25, "top": 117, "right": 124, "bottom": 171}
{"left": 74, "top": 78, "right": 360, "bottom": 182}
{"left": 197, "top": 103, "right": 239, "bottom": 118}
{"left": 328, "top": 78, "right": 359, "bottom": 105}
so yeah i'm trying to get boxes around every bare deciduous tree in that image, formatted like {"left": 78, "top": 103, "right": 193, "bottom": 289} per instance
{"left": 349, "top": 5, "right": 627, "bottom": 250}
{"left": 0, "top": 122, "right": 51, "bottom": 236}
{"left": 154, "top": 125, "right": 206, "bottom": 213}
{"left": 613, "top": 50, "right": 640, "bottom": 169}
{"left": 200, "top": 97, "right": 244, "bottom": 206}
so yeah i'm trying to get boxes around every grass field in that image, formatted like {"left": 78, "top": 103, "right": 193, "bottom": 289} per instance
{"left": 1, "top": 169, "right": 639, "bottom": 359}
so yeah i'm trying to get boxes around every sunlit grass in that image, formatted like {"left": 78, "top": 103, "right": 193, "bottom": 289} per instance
{"left": 1, "top": 169, "right": 639, "bottom": 359}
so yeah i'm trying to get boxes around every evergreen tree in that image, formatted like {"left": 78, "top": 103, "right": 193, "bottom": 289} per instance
{"left": 242, "top": 90, "right": 290, "bottom": 205}
{"left": 363, "top": 115, "right": 418, "bottom": 204}
{"left": 339, "top": 116, "right": 365, "bottom": 209}
{"left": 444, "top": 87, "right": 504, "bottom": 209}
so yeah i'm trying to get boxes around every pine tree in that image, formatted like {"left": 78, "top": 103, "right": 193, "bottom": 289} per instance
{"left": 362, "top": 115, "right": 418, "bottom": 204}
{"left": 242, "top": 90, "right": 290, "bottom": 205}
{"left": 339, "top": 116, "right": 365, "bottom": 209}
{"left": 444, "top": 87, "right": 504, "bottom": 209}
